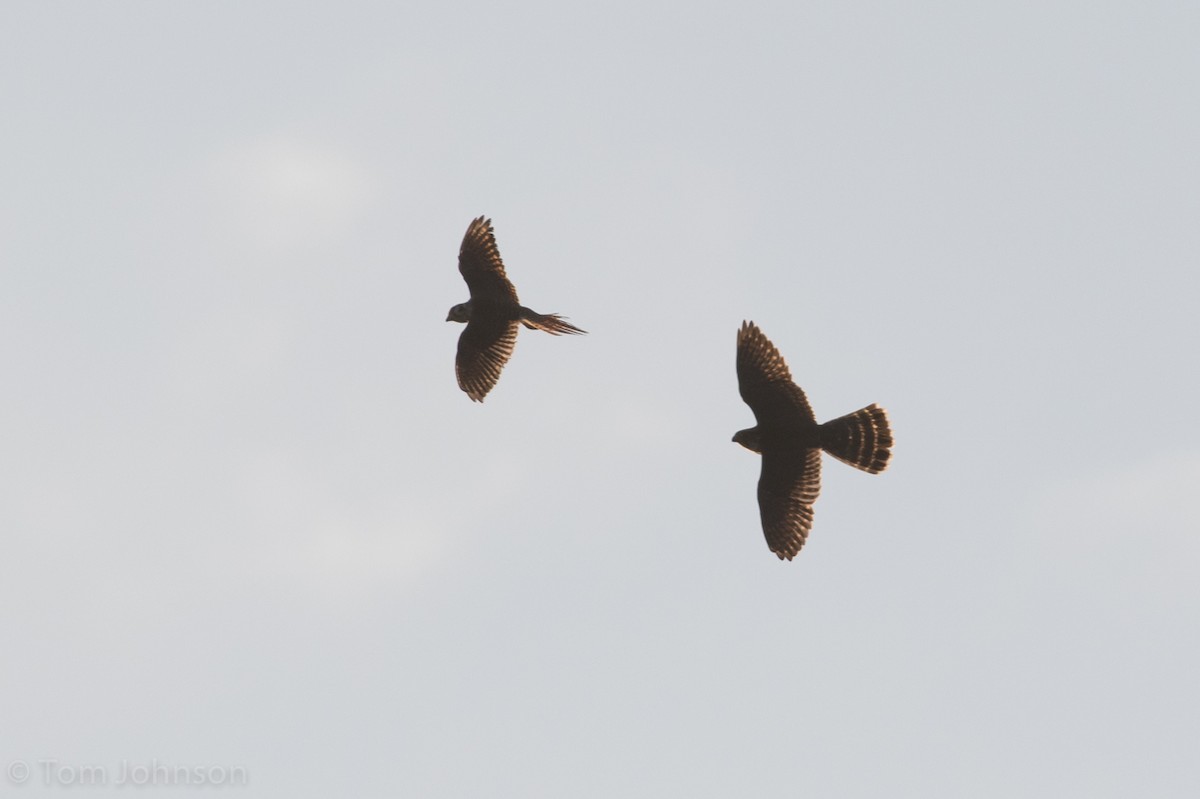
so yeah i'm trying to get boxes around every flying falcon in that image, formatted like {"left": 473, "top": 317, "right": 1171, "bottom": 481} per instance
{"left": 447, "top": 216, "right": 586, "bottom": 402}
{"left": 733, "top": 321, "right": 893, "bottom": 560}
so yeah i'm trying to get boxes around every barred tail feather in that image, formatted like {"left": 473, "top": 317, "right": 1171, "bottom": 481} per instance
{"left": 819, "top": 404, "right": 892, "bottom": 474}
{"left": 520, "top": 309, "right": 587, "bottom": 336}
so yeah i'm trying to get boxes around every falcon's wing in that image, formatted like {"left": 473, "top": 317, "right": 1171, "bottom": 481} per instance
{"left": 456, "top": 316, "right": 519, "bottom": 402}
{"left": 736, "top": 321, "right": 815, "bottom": 425}
{"left": 758, "top": 447, "right": 822, "bottom": 560}
{"left": 458, "top": 216, "right": 520, "bottom": 304}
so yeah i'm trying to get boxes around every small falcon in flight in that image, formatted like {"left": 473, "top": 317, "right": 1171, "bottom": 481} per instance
{"left": 447, "top": 216, "right": 585, "bottom": 402}
{"left": 733, "top": 321, "right": 893, "bottom": 560}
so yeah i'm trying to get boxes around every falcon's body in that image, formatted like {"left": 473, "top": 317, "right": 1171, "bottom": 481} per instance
{"left": 447, "top": 216, "right": 585, "bottom": 402}
{"left": 734, "top": 321, "right": 892, "bottom": 560}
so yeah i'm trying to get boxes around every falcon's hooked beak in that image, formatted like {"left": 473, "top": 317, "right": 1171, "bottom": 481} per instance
{"left": 732, "top": 428, "right": 763, "bottom": 453}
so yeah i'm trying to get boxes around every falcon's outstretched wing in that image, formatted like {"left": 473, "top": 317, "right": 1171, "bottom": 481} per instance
{"left": 455, "top": 317, "right": 518, "bottom": 403}
{"left": 458, "top": 216, "right": 519, "bottom": 304}
{"left": 736, "top": 321, "right": 815, "bottom": 426}
{"left": 757, "top": 447, "right": 822, "bottom": 560}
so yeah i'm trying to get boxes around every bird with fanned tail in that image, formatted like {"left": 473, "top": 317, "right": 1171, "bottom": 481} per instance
{"left": 733, "top": 321, "right": 893, "bottom": 560}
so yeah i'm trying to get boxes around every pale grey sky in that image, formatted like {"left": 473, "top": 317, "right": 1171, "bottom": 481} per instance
{"left": 2, "top": 1, "right": 1198, "bottom": 797}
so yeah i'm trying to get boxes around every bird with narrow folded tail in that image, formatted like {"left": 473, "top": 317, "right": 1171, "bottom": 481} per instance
{"left": 447, "top": 216, "right": 586, "bottom": 402}
{"left": 733, "top": 321, "right": 893, "bottom": 560}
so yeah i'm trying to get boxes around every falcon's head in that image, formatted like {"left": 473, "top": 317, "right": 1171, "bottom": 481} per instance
{"left": 446, "top": 302, "right": 472, "bottom": 323}
{"left": 732, "top": 427, "right": 763, "bottom": 453}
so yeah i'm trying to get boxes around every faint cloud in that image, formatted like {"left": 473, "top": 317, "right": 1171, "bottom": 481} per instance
{"left": 171, "top": 308, "right": 293, "bottom": 404}
{"left": 1025, "top": 452, "right": 1200, "bottom": 539}
{"left": 1017, "top": 451, "right": 1200, "bottom": 609}
{"left": 282, "top": 514, "right": 444, "bottom": 600}
{"left": 210, "top": 138, "right": 374, "bottom": 252}
{"left": 617, "top": 397, "right": 678, "bottom": 442}
{"left": 230, "top": 450, "right": 445, "bottom": 600}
